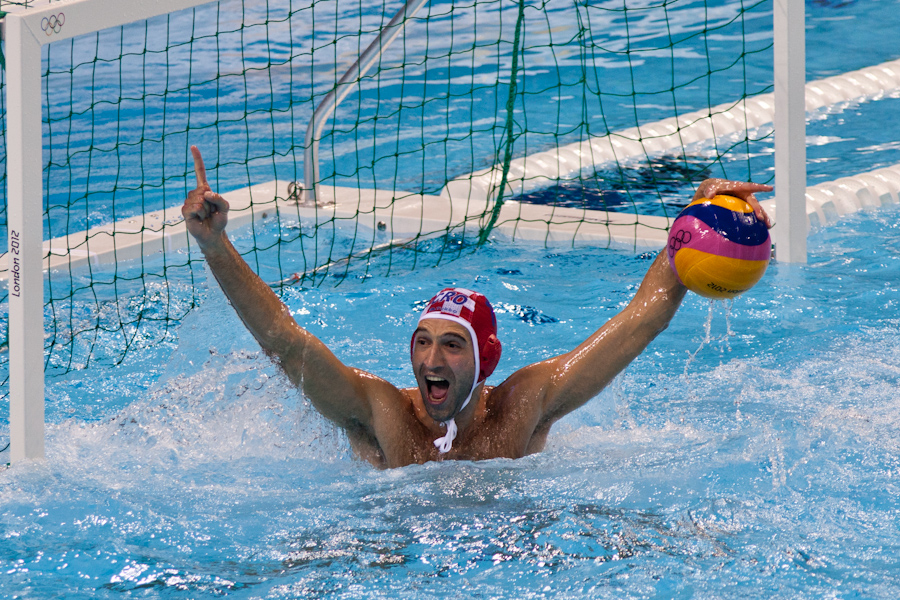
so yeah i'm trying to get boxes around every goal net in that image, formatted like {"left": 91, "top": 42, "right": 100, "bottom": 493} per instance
{"left": 0, "top": 0, "right": 774, "bottom": 412}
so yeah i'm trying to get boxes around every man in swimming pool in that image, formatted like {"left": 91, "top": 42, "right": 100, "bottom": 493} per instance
{"left": 183, "top": 145, "right": 772, "bottom": 468}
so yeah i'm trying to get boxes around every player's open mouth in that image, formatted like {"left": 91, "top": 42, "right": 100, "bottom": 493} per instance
{"left": 425, "top": 375, "right": 450, "bottom": 403}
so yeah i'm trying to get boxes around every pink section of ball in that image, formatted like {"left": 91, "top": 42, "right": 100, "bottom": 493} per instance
{"left": 670, "top": 215, "right": 770, "bottom": 261}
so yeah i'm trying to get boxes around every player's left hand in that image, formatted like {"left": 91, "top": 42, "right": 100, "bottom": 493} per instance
{"left": 694, "top": 178, "right": 773, "bottom": 229}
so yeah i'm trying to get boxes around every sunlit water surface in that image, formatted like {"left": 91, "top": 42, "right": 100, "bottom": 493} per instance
{"left": 2, "top": 199, "right": 900, "bottom": 598}
{"left": 3, "top": 1, "right": 900, "bottom": 597}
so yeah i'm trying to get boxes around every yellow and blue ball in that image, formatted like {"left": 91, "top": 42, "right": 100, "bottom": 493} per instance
{"left": 667, "top": 194, "right": 771, "bottom": 300}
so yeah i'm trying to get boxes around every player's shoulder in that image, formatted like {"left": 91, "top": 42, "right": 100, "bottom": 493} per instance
{"left": 489, "top": 356, "right": 558, "bottom": 395}
{"left": 484, "top": 363, "right": 553, "bottom": 415}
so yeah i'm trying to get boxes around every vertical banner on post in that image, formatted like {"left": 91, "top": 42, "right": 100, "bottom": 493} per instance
{"left": 6, "top": 12, "right": 46, "bottom": 462}
{"left": 773, "top": 0, "right": 807, "bottom": 263}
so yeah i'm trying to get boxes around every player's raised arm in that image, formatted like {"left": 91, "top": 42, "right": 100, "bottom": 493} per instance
{"left": 181, "top": 146, "right": 383, "bottom": 431}
{"left": 508, "top": 178, "right": 773, "bottom": 429}
{"left": 524, "top": 248, "right": 688, "bottom": 425}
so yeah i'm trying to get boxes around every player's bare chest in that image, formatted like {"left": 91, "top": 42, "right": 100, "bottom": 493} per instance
{"left": 379, "top": 411, "right": 527, "bottom": 467}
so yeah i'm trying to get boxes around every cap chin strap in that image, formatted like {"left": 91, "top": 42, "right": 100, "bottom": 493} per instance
{"left": 433, "top": 386, "right": 476, "bottom": 453}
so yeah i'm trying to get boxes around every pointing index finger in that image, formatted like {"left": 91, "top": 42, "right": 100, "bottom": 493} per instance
{"left": 191, "top": 145, "right": 208, "bottom": 188}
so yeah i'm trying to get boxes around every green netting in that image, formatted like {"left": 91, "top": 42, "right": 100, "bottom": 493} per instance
{"left": 0, "top": 0, "right": 774, "bottom": 393}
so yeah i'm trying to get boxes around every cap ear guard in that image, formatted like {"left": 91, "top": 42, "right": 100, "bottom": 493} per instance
{"left": 479, "top": 334, "right": 501, "bottom": 381}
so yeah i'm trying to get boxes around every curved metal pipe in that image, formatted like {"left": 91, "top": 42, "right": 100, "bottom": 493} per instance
{"left": 303, "top": 0, "right": 431, "bottom": 204}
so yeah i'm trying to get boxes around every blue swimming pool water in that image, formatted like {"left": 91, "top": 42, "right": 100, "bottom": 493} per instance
{"left": 2, "top": 197, "right": 900, "bottom": 598}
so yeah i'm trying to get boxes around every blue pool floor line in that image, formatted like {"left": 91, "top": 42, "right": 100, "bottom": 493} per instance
{"left": 3, "top": 57, "right": 900, "bottom": 280}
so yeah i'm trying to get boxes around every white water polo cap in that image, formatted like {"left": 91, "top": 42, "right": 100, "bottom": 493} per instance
{"left": 413, "top": 287, "right": 502, "bottom": 453}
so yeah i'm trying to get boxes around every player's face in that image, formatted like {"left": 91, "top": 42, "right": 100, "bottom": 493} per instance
{"left": 411, "top": 319, "right": 477, "bottom": 422}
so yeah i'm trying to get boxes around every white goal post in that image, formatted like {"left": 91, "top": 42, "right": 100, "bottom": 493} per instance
{"left": 772, "top": 0, "right": 808, "bottom": 264}
{"left": 3, "top": 0, "right": 216, "bottom": 463}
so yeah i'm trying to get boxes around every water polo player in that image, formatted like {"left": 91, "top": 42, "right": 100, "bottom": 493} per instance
{"left": 183, "top": 146, "right": 772, "bottom": 468}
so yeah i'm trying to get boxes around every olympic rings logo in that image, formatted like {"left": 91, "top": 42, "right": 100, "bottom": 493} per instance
{"left": 668, "top": 229, "right": 692, "bottom": 256}
{"left": 41, "top": 13, "right": 66, "bottom": 36}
